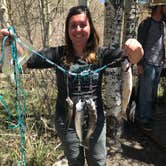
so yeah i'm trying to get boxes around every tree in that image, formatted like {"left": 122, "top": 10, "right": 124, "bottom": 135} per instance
{"left": 78, "top": 0, "right": 88, "bottom": 6}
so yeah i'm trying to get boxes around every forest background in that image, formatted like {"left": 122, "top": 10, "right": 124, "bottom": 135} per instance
{"left": 0, "top": 0, "right": 165, "bottom": 165}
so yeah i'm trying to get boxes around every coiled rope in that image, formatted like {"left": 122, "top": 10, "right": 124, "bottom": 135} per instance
{"left": 0, "top": 26, "right": 26, "bottom": 166}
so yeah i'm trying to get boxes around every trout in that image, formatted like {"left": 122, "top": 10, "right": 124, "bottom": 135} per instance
{"left": 121, "top": 59, "right": 132, "bottom": 119}
{"left": 83, "top": 98, "right": 97, "bottom": 148}
{"left": 75, "top": 99, "right": 85, "bottom": 144}
{"left": 65, "top": 97, "right": 73, "bottom": 130}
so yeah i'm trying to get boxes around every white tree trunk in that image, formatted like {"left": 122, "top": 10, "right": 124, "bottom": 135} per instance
{"left": 0, "top": 0, "right": 10, "bottom": 27}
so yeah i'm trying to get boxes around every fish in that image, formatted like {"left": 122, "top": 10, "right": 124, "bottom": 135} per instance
{"left": 65, "top": 97, "right": 73, "bottom": 130}
{"left": 83, "top": 98, "right": 97, "bottom": 148}
{"left": 121, "top": 59, "right": 132, "bottom": 119}
{"left": 74, "top": 99, "right": 85, "bottom": 144}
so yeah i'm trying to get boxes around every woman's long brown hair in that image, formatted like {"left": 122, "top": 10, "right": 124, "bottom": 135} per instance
{"left": 64, "top": 5, "right": 99, "bottom": 65}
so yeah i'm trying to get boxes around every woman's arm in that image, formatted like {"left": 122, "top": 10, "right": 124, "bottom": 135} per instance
{"left": 26, "top": 47, "right": 60, "bottom": 69}
{"left": 0, "top": 28, "right": 62, "bottom": 69}
{"left": 101, "top": 39, "right": 143, "bottom": 66}
{"left": 101, "top": 45, "right": 125, "bottom": 67}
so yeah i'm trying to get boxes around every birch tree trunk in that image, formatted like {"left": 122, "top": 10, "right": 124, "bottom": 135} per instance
{"left": 104, "top": 0, "right": 125, "bottom": 140}
{"left": 0, "top": 0, "right": 10, "bottom": 28}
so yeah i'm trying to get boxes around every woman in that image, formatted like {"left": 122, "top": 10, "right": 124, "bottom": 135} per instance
{"left": 0, "top": 5, "right": 143, "bottom": 166}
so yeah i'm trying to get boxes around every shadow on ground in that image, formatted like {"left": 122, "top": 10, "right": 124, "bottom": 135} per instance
{"left": 106, "top": 101, "right": 166, "bottom": 166}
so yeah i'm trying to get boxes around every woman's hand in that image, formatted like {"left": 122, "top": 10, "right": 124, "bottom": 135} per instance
{"left": 0, "top": 28, "right": 24, "bottom": 54}
{"left": 123, "top": 38, "right": 144, "bottom": 64}
{"left": 0, "top": 28, "right": 13, "bottom": 45}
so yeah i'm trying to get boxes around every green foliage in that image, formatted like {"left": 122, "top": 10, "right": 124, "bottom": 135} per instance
{"left": 0, "top": 69, "right": 62, "bottom": 165}
{"left": 26, "top": 138, "right": 62, "bottom": 166}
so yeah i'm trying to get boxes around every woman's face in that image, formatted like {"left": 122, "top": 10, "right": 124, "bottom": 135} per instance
{"left": 68, "top": 13, "right": 90, "bottom": 52}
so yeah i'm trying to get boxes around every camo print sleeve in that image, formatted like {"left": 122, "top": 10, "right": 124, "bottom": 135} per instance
{"left": 27, "top": 46, "right": 64, "bottom": 69}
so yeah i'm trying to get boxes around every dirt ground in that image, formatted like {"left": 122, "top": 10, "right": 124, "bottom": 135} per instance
{"left": 54, "top": 121, "right": 166, "bottom": 166}
{"left": 106, "top": 121, "right": 166, "bottom": 166}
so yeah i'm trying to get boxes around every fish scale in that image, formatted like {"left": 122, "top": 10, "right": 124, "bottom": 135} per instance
{"left": 74, "top": 99, "right": 85, "bottom": 145}
{"left": 83, "top": 98, "right": 97, "bottom": 148}
{"left": 121, "top": 59, "right": 132, "bottom": 119}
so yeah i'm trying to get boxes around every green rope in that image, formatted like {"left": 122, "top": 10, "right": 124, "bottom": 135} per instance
{"left": 16, "top": 36, "right": 125, "bottom": 76}
{"left": 0, "top": 26, "right": 26, "bottom": 166}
